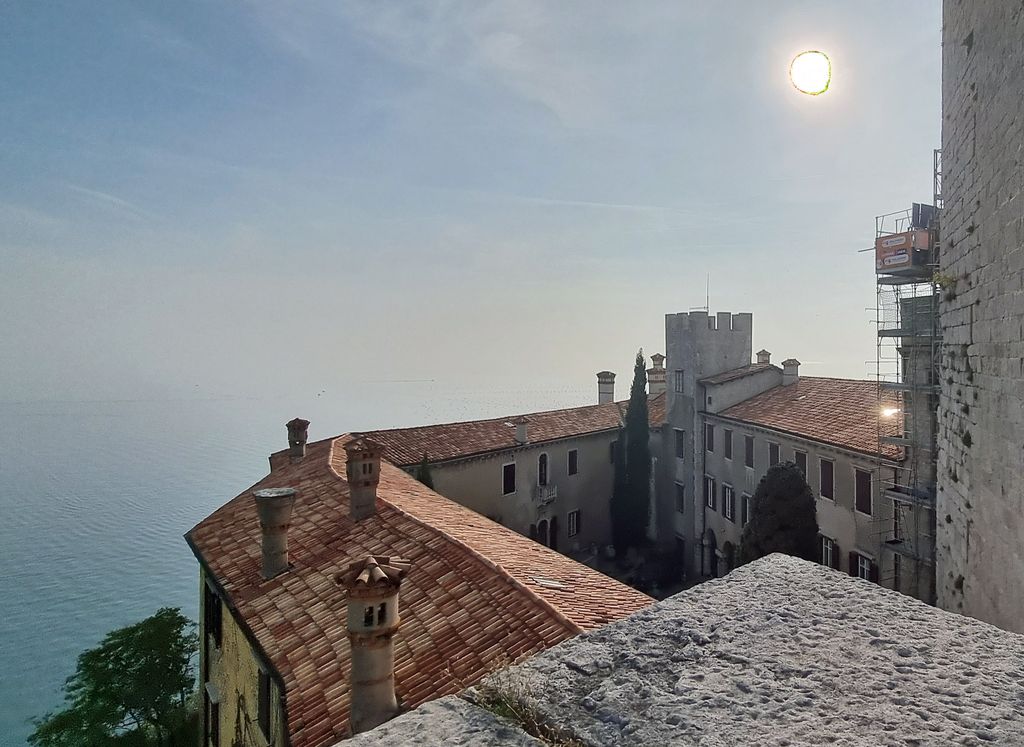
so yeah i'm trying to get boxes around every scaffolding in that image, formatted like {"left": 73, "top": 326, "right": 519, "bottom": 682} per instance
{"left": 873, "top": 151, "right": 941, "bottom": 603}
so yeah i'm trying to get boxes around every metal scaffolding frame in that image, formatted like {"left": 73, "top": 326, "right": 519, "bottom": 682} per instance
{"left": 872, "top": 152, "right": 942, "bottom": 602}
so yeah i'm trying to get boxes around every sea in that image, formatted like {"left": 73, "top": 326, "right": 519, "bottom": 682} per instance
{"left": 0, "top": 382, "right": 589, "bottom": 746}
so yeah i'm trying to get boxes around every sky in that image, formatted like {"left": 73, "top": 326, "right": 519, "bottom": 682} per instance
{"left": 0, "top": 1, "right": 942, "bottom": 420}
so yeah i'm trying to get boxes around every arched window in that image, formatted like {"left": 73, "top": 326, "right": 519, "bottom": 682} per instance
{"left": 538, "top": 453, "right": 549, "bottom": 486}
{"left": 537, "top": 519, "right": 549, "bottom": 547}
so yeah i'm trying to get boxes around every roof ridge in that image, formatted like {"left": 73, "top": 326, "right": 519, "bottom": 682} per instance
{"left": 356, "top": 399, "right": 628, "bottom": 438}
{"left": 327, "top": 435, "right": 583, "bottom": 637}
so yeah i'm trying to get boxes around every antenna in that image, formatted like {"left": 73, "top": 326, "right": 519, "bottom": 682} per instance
{"left": 706, "top": 273, "right": 710, "bottom": 312}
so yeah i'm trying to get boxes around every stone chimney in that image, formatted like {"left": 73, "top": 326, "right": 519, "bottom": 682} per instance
{"left": 647, "top": 353, "right": 667, "bottom": 395}
{"left": 253, "top": 488, "right": 297, "bottom": 579}
{"left": 345, "top": 437, "right": 385, "bottom": 521}
{"left": 597, "top": 371, "right": 616, "bottom": 404}
{"left": 757, "top": 350, "right": 771, "bottom": 365}
{"left": 782, "top": 358, "right": 800, "bottom": 386}
{"left": 514, "top": 416, "right": 529, "bottom": 445}
{"left": 337, "top": 555, "right": 410, "bottom": 735}
{"left": 286, "top": 418, "right": 310, "bottom": 460}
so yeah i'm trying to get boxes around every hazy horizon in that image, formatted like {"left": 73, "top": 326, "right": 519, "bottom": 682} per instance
{"left": 1, "top": 1, "right": 941, "bottom": 415}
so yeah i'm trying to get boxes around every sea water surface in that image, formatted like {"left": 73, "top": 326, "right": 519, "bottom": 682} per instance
{"left": 0, "top": 383, "right": 588, "bottom": 746}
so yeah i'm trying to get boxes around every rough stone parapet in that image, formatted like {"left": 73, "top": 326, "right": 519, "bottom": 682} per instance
{"left": 349, "top": 555, "right": 1024, "bottom": 745}
{"left": 341, "top": 695, "right": 541, "bottom": 746}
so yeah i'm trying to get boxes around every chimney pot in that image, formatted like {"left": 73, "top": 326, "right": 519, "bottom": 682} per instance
{"left": 514, "top": 416, "right": 529, "bottom": 445}
{"left": 647, "top": 354, "right": 667, "bottom": 395}
{"left": 345, "top": 438, "right": 385, "bottom": 521}
{"left": 596, "top": 371, "right": 616, "bottom": 404}
{"left": 756, "top": 350, "right": 771, "bottom": 365}
{"left": 337, "top": 556, "right": 410, "bottom": 735}
{"left": 782, "top": 358, "right": 800, "bottom": 385}
{"left": 253, "top": 487, "right": 297, "bottom": 579}
{"left": 286, "top": 418, "right": 310, "bottom": 460}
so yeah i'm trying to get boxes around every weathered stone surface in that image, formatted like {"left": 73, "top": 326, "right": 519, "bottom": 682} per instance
{"left": 342, "top": 695, "right": 542, "bottom": 746}
{"left": 938, "top": 0, "right": 1024, "bottom": 632}
{"left": 493, "top": 556, "right": 1024, "bottom": 745}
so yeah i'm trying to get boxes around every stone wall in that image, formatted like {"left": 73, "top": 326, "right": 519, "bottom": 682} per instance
{"left": 347, "top": 555, "right": 1024, "bottom": 745}
{"left": 937, "top": 0, "right": 1024, "bottom": 632}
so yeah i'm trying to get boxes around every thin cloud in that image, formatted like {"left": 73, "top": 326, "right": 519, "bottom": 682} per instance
{"left": 63, "top": 183, "right": 161, "bottom": 222}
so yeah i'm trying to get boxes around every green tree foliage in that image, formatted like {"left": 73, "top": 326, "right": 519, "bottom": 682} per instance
{"left": 30, "top": 607, "right": 198, "bottom": 747}
{"left": 740, "top": 462, "right": 820, "bottom": 564}
{"left": 610, "top": 350, "right": 651, "bottom": 552}
{"left": 415, "top": 452, "right": 435, "bottom": 490}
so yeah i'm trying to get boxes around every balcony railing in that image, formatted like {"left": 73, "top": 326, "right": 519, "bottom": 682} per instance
{"left": 532, "top": 483, "right": 557, "bottom": 507}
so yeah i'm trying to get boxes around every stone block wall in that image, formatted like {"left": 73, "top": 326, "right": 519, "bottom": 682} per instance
{"left": 937, "top": 0, "right": 1024, "bottom": 632}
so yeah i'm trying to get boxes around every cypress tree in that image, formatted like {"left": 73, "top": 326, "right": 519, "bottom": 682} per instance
{"left": 611, "top": 349, "right": 651, "bottom": 553}
{"left": 739, "top": 462, "right": 819, "bottom": 564}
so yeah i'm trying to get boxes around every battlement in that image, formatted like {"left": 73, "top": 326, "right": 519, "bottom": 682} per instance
{"left": 665, "top": 310, "right": 752, "bottom": 335}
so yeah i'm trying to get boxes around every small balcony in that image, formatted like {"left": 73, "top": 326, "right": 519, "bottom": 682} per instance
{"left": 532, "top": 483, "right": 558, "bottom": 507}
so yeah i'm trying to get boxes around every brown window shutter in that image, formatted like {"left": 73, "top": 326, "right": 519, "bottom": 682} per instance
{"left": 832, "top": 543, "right": 841, "bottom": 570}
{"left": 848, "top": 551, "right": 858, "bottom": 577}
{"left": 870, "top": 561, "right": 880, "bottom": 583}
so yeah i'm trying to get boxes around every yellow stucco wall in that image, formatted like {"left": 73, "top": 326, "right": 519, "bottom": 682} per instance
{"left": 200, "top": 567, "right": 286, "bottom": 747}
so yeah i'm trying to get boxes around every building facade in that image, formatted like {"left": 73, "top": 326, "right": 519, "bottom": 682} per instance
{"left": 656, "top": 309, "right": 934, "bottom": 603}
{"left": 936, "top": 0, "right": 1024, "bottom": 633}
{"left": 364, "top": 385, "right": 665, "bottom": 559}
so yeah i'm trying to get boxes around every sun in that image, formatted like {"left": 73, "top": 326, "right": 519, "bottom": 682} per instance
{"left": 789, "top": 50, "right": 831, "bottom": 95}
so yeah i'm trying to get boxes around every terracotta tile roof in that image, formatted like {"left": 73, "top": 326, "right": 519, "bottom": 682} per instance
{"left": 716, "top": 377, "right": 901, "bottom": 458}
{"left": 700, "top": 363, "right": 779, "bottom": 385}
{"left": 363, "top": 395, "right": 663, "bottom": 466}
{"left": 186, "top": 438, "right": 652, "bottom": 747}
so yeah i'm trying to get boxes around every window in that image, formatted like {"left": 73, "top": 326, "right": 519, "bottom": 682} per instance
{"left": 768, "top": 442, "right": 780, "bottom": 466}
{"left": 741, "top": 494, "right": 752, "bottom": 526}
{"left": 723, "top": 429, "right": 733, "bottom": 460}
{"left": 856, "top": 553, "right": 873, "bottom": 580}
{"left": 568, "top": 510, "right": 580, "bottom": 537}
{"left": 820, "top": 459, "right": 834, "bottom": 500}
{"left": 363, "top": 605, "right": 374, "bottom": 627}
{"left": 674, "top": 369, "right": 685, "bottom": 393}
{"left": 893, "top": 504, "right": 903, "bottom": 540}
{"left": 502, "top": 463, "right": 516, "bottom": 495}
{"left": 744, "top": 435, "right": 754, "bottom": 468}
{"left": 893, "top": 554, "right": 902, "bottom": 590}
{"left": 568, "top": 449, "right": 579, "bottom": 476}
{"left": 675, "top": 483, "right": 685, "bottom": 514}
{"left": 377, "top": 602, "right": 387, "bottom": 625}
{"left": 722, "top": 484, "right": 735, "bottom": 522}
{"left": 204, "top": 583, "right": 223, "bottom": 650}
{"left": 258, "top": 669, "right": 271, "bottom": 739}
{"left": 821, "top": 536, "right": 835, "bottom": 568}
{"left": 855, "top": 469, "right": 873, "bottom": 515}
{"left": 538, "top": 453, "right": 549, "bottom": 486}
{"left": 704, "top": 423, "right": 715, "bottom": 453}
{"left": 674, "top": 429, "right": 685, "bottom": 459}
{"left": 704, "top": 475, "right": 717, "bottom": 510}
{"left": 795, "top": 450, "right": 807, "bottom": 476}
{"left": 609, "top": 441, "right": 616, "bottom": 464}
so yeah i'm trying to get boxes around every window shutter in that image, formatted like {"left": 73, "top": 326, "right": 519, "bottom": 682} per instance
{"left": 848, "top": 551, "right": 858, "bottom": 577}
{"left": 832, "top": 543, "right": 841, "bottom": 570}
{"left": 869, "top": 561, "right": 880, "bottom": 583}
